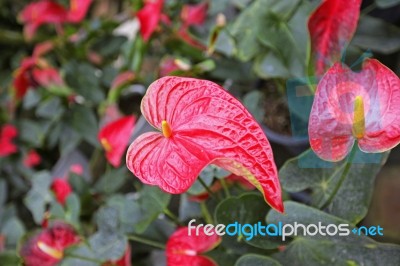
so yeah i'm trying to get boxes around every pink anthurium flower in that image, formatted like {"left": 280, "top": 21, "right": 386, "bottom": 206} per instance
{"left": 166, "top": 227, "right": 220, "bottom": 266}
{"left": 137, "top": 0, "right": 164, "bottom": 41}
{"left": 23, "top": 150, "right": 42, "bottom": 168}
{"left": 308, "top": 0, "right": 362, "bottom": 76}
{"left": 0, "top": 124, "right": 18, "bottom": 157}
{"left": 309, "top": 59, "right": 400, "bottom": 162}
{"left": 98, "top": 116, "right": 136, "bottom": 167}
{"left": 20, "top": 222, "right": 80, "bottom": 266}
{"left": 126, "top": 76, "right": 284, "bottom": 213}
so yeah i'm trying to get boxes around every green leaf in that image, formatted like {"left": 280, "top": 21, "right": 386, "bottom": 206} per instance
{"left": 23, "top": 171, "right": 52, "bottom": 224}
{"left": 254, "top": 52, "right": 290, "bottom": 79}
{"left": 135, "top": 186, "right": 171, "bottom": 233}
{"left": 231, "top": 0, "right": 301, "bottom": 61}
{"left": 67, "top": 105, "right": 98, "bottom": 146}
{"left": 22, "top": 90, "right": 41, "bottom": 109}
{"left": 243, "top": 91, "right": 265, "bottom": 123}
{"left": 91, "top": 35, "right": 127, "bottom": 57}
{"left": 65, "top": 193, "right": 81, "bottom": 226}
{"left": 36, "top": 97, "right": 64, "bottom": 119}
{"left": 279, "top": 148, "right": 389, "bottom": 223}
{"left": 62, "top": 244, "right": 100, "bottom": 266}
{"left": 106, "top": 195, "right": 142, "bottom": 234}
{"left": 18, "top": 119, "right": 50, "bottom": 147}
{"left": 235, "top": 254, "right": 282, "bottom": 266}
{"left": 59, "top": 124, "right": 81, "bottom": 156}
{"left": 267, "top": 202, "right": 400, "bottom": 266}
{"left": 64, "top": 61, "right": 104, "bottom": 104}
{"left": 0, "top": 251, "right": 21, "bottom": 266}
{"left": 375, "top": 0, "right": 400, "bottom": 8}
{"left": 352, "top": 15, "right": 400, "bottom": 54}
{"left": 1, "top": 217, "right": 25, "bottom": 247}
{"left": 215, "top": 193, "right": 280, "bottom": 249}
{"left": 188, "top": 166, "right": 214, "bottom": 195}
{"left": 0, "top": 179, "right": 6, "bottom": 207}
{"left": 94, "top": 168, "right": 127, "bottom": 195}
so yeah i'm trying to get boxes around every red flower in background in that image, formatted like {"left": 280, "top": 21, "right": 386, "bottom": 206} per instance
{"left": 159, "top": 57, "right": 180, "bottom": 77}
{"left": 66, "top": 0, "right": 93, "bottom": 23}
{"left": 137, "top": 0, "right": 164, "bottom": 41}
{"left": 51, "top": 179, "right": 72, "bottom": 205}
{"left": 181, "top": 2, "right": 208, "bottom": 27}
{"left": 0, "top": 124, "right": 18, "bottom": 157}
{"left": 166, "top": 227, "right": 220, "bottom": 266}
{"left": 13, "top": 44, "right": 64, "bottom": 100}
{"left": 19, "top": 0, "right": 92, "bottom": 40}
{"left": 24, "top": 150, "right": 42, "bottom": 168}
{"left": 98, "top": 116, "right": 136, "bottom": 167}
{"left": 126, "top": 77, "right": 284, "bottom": 213}
{"left": 20, "top": 222, "right": 80, "bottom": 266}
{"left": 309, "top": 59, "right": 400, "bottom": 161}
{"left": 308, "top": 0, "right": 362, "bottom": 76}
{"left": 177, "top": 1, "right": 208, "bottom": 50}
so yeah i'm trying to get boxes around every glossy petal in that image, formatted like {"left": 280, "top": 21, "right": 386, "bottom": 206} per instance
{"left": 308, "top": 0, "right": 361, "bottom": 76}
{"left": 309, "top": 59, "right": 400, "bottom": 161}
{"left": 66, "top": 0, "right": 92, "bottom": 23}
{"left": 20, "top": 222, "right": 80, "bottom": 266}
{"left": 99, "top": 116, "right": 136, "bottom": 167}
{"left": 166, "top": 227, "right": 220, "bottom": 266}
{"left": 181, "top": 2, "right": 208, "bottom": 27}
{"left": 0, "top": 124, "right": 18, "bottom": 157}
{"left": 137, "top": 0, "right": 163, "bottom": 41}
{"left": 24, "top": 150, "right": 42, "bottom": 168}
{"left": 51, "top": 179, "right": 72, "bottom": 205}
{"left": 126, "top": 76, "right": 283, "bottom": 212}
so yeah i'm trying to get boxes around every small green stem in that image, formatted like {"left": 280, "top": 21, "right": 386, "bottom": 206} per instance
{"left": 220, "top": 178, "right": 231, "bottom": 198}
{"left": 361, "top": 3, "right": 377, "bottom": 17}
{"left": 164, "top": 208, "right": 184, "bottom": 226}
{"left": 201, "top": 202, "right": 213, "bottom": 224}
{"left": 322, "top": 146, "right": 357, "bottom": 209}
{"left": 198, "top": 177, "right": 215, "bottom": 197}
{"left": 127, "top": 235, "right": 166, "bottom": 250}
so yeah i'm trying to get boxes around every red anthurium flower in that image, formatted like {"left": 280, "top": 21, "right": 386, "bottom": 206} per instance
{"left": 309, "top": 59, "right": 400, "bottom": 162}
{"left": 159, "top": 57, "right": 180, "bottom": 77}
{"left": 99, "top": 116, "right": 136, "bottom": 167}
{"left": 51, "top": 179, "right": 72, "bottom": 205}
{"left": 19, "top": 0, "right": 68, "bottom": 40}
{"left": 111, "top": 71, "right": 136, "bottom": 91}
{"left": 20, "top": 222, "right": 80, "bottom": 266}
{"left": 13, "top": 56, "right": 63, "bottom": 99}
{"left": 126, "top": 76, "right": 284, "bottom": 212}
{"left": 137, "top": 0, "right": 164, "bottom": 41}
{"left": 308, "top": 0, "right": 362, "bottom": 76}
{"left": 181, "top": 2, "right": 208, "bottom": 27}
{"left": 24, "top": 150, "right": 42, "bottom": 168}
{"left": 19, "top": 0, "right": 92, "bottom": 40}
{"left": 0, "top": 124, "right": 18, "bottom": 157}
{"left": 66, "top": 0, "right": 92, "bottom": 23}
{"left": 166, "top": 227, "right": 220, "bottom": 266}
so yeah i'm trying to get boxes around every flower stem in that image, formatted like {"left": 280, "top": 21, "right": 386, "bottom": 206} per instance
{"left": 164, "top": 208, "right": 184, "bottom": 226}
{"left": 198, "top": 177, "right": 215, "bottom": 197}
{"left": 201, "top": 202, "right": 213, "bottom": 224}
{"left": 322, "top": 146, "right": 357, "bottom": 210}
{"left": 127, "top": 235, "right": 166, "bottom": 250}
{"left": 220, "top": 178, "right": 231, "bottom": 198}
